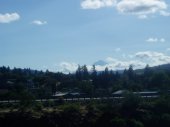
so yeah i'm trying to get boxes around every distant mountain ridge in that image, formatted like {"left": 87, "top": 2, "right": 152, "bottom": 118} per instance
{"left": 1, "top": 63, "right": 170, "bottom": 74}
{"left": 135, "top": 63, "right": 170, "bottom": 74}
{"left": 94, "top": 63, "right": 170, "bottom": 74}
{"left": 94, "top": 60, "right": 108, "bottom": 66}
{"left": 152, "top": 63, "right": 170, "bottom": 70}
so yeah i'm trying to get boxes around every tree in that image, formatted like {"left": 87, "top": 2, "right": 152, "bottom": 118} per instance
{"left": 76, "top": 65, "right": 82, "bottom": 80}
{"left": 144, "top": 64, "right": 151, "bottom": 76}
{"left": 128, "top": 65, "right": 135, "bottom": 80}
{"left": 122, "top": 92, "right": 142, "bottom": 117}
{"left": 143, "top": 64, "right": 152, "bottom": 89}
{"left": 91, "top": 65, "right": 97, "bottom": 79}
{"left": 150, "top": 72, "right": 170, "bottom": 89}
{"left": 91, "top": 65, "right": 98, "bottom": 89}
{"left": 82, "top": 65, "right": 89, "bottom": 80}
{"left": 111, "top": 117, "right": 126, "bottom": 127}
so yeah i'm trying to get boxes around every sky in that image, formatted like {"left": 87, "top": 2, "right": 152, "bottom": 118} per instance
{"left": 0, "top": 0, "right": 170, "bottom": 73}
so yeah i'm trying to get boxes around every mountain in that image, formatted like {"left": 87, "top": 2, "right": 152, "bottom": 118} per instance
{"left": 94, "top": 60, "right": 108, "bottom": 66}
{"left": 135, "top": 63, "right": 170, "bottom": 74}
{"left": 152, "top": 63, "right": 170, "bottom": 71}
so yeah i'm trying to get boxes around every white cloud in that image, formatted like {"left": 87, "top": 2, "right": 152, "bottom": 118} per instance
{"left": 116, "top": 0, "right": 167, "bottom": 18}
{"left": 160, "top": 10, "right": 170, "bottom": 16}
{"left": 135, "top": 51, "right": 170, "bottom": 66}
{"left": 81, "top": 0, "right": 170, "bottom": 18}
{"left": 81, "top": 0, "right": 117, "bottom": 9}
{"left": 103, "top": 51, "right": 170, "bottom": 71}
{"left": 105, "top": 57, "right": 145, "bottom": 70}
{"left": 59, "top": 62, "right": 78, "bottom": 74}
{"left": 160, "top": 38, "right": 165, "bottom": 42}
{"left": 106, "top": 57, "right": 116, "bottom": 63}
{"left": 146, "top": 38, "right": 158, "bottom": 42}
{"left": 146, "top": 37, "right": 165, "bottom": 43}
{"left": 58, "top": 57, "right": 145, "bottom": 73}
{"left": 31, "top": 20, "right": 47, "bottom": 25}
{"left": 57, "top": 51, "right": 170, "bottom": 73}
{"left": 0, "top": 13, "right": 20, "bottom": 23}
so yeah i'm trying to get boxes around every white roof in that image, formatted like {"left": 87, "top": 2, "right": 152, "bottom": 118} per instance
{"left": 113, "top": 90, "right": 158, "bottom": 95}
{"left": 53, "top": 92, "right": 68, "bottom": 97}
{"left": 134, "top": 91, "right": 158, "bottom": 94}
{"left": 112, "top": 90, "right": 125, "bottom": 94}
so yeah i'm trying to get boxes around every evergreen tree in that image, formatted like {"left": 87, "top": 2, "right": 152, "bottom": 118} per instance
{"left": 91, "top": 65, "right": 97, "bottom": 89}
{"left": 128, "top": 65, "right": 134, "bottom": 80}
{"left": 91, "top": 65, "right": 97, "bottom": 79}
{"left": 82, "top": 65, "right": 89, "bottom": 80}
{"left": 76, "top": 65, "right": 82, "bottom": 80}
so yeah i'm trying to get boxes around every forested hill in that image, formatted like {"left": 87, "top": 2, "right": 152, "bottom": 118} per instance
{"left": 135, "top": 63, "right": 170, "bottom": 74}
{"left": 0, "top": 64, "right": 170, "bottom": 99}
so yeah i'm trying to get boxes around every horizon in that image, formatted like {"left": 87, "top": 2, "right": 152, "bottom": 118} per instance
{"left": 0, "top": 62, "right": 168, "bottom": 74}
{"left": 1, "top": 0, "right": 170, "bottom": 73}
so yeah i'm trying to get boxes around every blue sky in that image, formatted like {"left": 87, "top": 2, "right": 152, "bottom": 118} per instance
{"left": 1, "top": 0, "right": 170, "bottom": 73}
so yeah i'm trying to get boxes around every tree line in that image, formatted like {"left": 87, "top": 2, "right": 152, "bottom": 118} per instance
{"left": 0, "top": 64, "right": 170, "bottom": 99}
{"left": 1, "top": 94, "right": 170, "bottom": 127}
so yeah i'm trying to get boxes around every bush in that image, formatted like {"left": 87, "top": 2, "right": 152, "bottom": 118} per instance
{"left": 111, "top": 117, "right": 126, "bottom": 127}
{"left": 33, "top": 102, "right": 43, "bottom": 111}
{"left": 161, "top": 113, "right": 170, "bottom": 127}
{"left": 121, "top": 92, "right": 142, "bottom": 118}
{"left": 128, "top": 119, "right": 144, "bottom": 127}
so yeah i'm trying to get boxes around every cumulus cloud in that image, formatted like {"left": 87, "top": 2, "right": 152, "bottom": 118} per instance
{"left": 160, "top": 10, "right": 170, "bottom": 16}
{"left": 116, "top": 0, "right": 167, "bottom": 17}
{"left": 0, "top": 13, "right": 20, "bottom": 23}
{"left": 59, "top": 62, "right": 78, "bottom": 74}
{"left": 81, "top": 0, "right": 170, "bottom": 18}
{"left": 91, "top": 57, "right": 145, "bottom": 71}
{"left": 58, "top": 58, "right": 145, "bottom": 73}
{"left": 146, "top": 38, "right": 158, "bottom": 42}
{"left": 104, "top": 51, "right": 170, "bottom": 70}
{"left": 58, "top": 51, "right": 170, "bottom": 73}
{"left": 135, "top": 51, "right": 170, "bottom": 66}
{"left": 146, "top": 37, "right": 165, "bottom": 43}
{"left": 105, "top": 57, "right": 146, "bottom": 70}
{"left": 81, "top": 0, "right": 117, "bottom": 9}
{"left": 31, "top": 20, "right": 47, "bottom": 25}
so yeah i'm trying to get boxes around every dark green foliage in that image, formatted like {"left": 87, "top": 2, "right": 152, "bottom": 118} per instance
{"left": 111, "top": 117, "right": 127, "bottom": 127}
{"left": 2, "top": 62, "right": 170, "bottom": 127}
{"left": 127, "top": 119, "right": 144, "bottom": 127}
{"left": 122, "top": 92, "right": 142, "bottom": 110}
{"left": 1, "top": 64, "right": 170, "bottom": 99}
{"left": 1, "top": 95, "right": 170, "bottom": 127}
